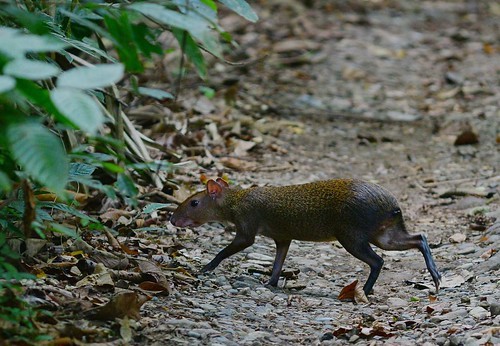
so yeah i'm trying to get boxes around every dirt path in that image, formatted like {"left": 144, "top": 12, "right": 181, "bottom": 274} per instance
{"left": 140, "top": 1, "right": 499, "bottom": 344}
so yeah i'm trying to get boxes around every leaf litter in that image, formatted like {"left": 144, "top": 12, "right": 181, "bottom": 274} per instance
{"left": 12, "top": 0, "right": 500, "bottom": 344}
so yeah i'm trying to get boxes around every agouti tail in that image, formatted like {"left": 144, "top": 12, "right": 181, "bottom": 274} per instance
{"left": 170, "top": 178, "right": 442, "bottom": 296}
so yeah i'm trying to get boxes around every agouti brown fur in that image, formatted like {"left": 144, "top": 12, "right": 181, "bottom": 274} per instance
{"left": 170, "top": 178, "right": 442, "bottom": 296}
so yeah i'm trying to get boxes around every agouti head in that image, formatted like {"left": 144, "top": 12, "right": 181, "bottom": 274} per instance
{"left": 170, "top": 178, "right": 229, "bottom": 228}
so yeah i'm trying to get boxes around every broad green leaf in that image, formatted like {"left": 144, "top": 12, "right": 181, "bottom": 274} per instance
{"left": 0, "top": 76, "right": 16, "bottom": 93}
{"left": 173, "top": 0, "right": 217, "bottom": 22}
{"left": 7, "top": 122, "right": 68, "bottom": 193}
{"left": 71, "top": 176, "right": 117, "bottom": 199}
{"left": 201, "top": 0, "right": 218, "bottom": 11}
{"left": 219, "top": 0, "right": 258, "bottom": 22}
{"left": 0, "top": 31, "right": 68, "bottom": 58}
{"left": 104, "top": 12, "right": 144, "bottom": 72}
{"left": 50, "top": 223, "right": 80, "bottom": 239}
{"left": 142, "top": 203, "right": 173, "bottom": 214}
{"left": 137, "top": 87, "right": 174, "bottom": 100}
{"left": 101, "top": 162, "right": 125, "bottom": 173}
{"left": 39, "top": 202, "right": 98, "bottom": 223}
{"left": 4, "top": 59, "right": 60, "bottom": 80}
{"left": 172, "top": 29, "right": 207, "bottom": 79}
{"left": 50, "top": 88, "right": 104, "bottom": 135}
{"left": 0, "top": 171, "right": 11, "bottom": 193}
{"left": 130, "top": 3, "right": 221, "bottom": 57}
{"left": 57, "top": 64, "right": 124, "bottom": 89}
{"left": 55, "top": 35, "right": 116, "bottom": 62}
{"left": 69, "top": 163, "right": 96, "bottom": 181}
{"left": 116, "top": 173, "right": 138, "bottom": 197}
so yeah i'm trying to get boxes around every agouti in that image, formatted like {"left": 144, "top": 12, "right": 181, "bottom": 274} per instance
{"left": 170, "top": 178, "right": 441, "bottom": 296}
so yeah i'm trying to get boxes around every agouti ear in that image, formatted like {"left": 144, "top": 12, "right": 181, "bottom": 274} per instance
{"left": 206, "top": 179, "right": 223, "bottom": 199}
{"left": 216, "top": 178, "right": 229, "bottom": 189}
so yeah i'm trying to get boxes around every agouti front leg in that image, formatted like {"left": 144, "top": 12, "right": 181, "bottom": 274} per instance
{"left": 201, "top": 232, "right": 255, "bottom": 272}
{"left": 266, "top": 239, "right": 292, "bottom": 287}
{"left": 337, "top": 235, "right": 385, "bottom": 295}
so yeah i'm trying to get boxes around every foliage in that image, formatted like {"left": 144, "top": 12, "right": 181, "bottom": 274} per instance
{"left": 0, "top": 0, "right": 257, "bottom": 341}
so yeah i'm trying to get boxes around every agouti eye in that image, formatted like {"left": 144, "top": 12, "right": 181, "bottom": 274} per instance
{"left": 190, "top": 200, "right": 199, "bottom": 207}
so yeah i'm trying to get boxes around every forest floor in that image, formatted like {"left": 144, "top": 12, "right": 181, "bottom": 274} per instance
{"left": 137, "top": 1, "right": 499, "bottom": 345}
{"left": 15, "top": 1, "right": 499, "bottom": 345}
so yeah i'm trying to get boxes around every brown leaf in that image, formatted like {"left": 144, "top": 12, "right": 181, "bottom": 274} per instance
{"left": 273, "top": 39, "right": 321, "bottom": 53}
{"left": 220, "top": 157, "right": 258, "bottom": 171}
{"left": 454, "top": 129, "right": 479, "bottom": 145}
{"left": 119, "top": 242, "right": 139, "bottom": 256}
{"left": 88, "top": 291, "right": 151, "bottom": 321}
{"left": 338, "top": 279, "right": 358, "bottom": 301}
{"left": 139, "top": 281, "right": 171, "bottom": 294}
{"left": 480, "top": 248, "right": 496, "bottom": 259}
{"left": 354, "top": 282, "right": 369, "bottom": 304}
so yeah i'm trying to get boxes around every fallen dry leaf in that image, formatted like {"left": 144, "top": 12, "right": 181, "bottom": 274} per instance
{"left": 88, "top": 291, "right": 151, "bottom": 321}
{"left": 220, "top": 157, "right": 258, "bottom": 171}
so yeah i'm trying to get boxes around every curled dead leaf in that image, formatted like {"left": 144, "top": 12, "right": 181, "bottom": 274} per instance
{"left": 87, "top": 291, "right": 151, "bottom": 321}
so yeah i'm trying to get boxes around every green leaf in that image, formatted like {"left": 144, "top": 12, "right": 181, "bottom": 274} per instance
{"left": 142, "top": 203, "right": 173, "bottom": 214}
{"left": 137, "top": 87, "right": 174, "bottom": 100}
{"left": 199, "top": 86, "right": 215, "bottom": 99}
{"left": 71, "top": 176, "right": 117, "bottom": 199}
{"left": 172, "top": 29, "right": 207, "bottom": 79}
{"left": 0, "top": 30, "right": 68, "bottom": 58}
{"left": 174, "top": 0, "right": 217, "bottom": 22}
{"left": 50, "top": 88, "right": 105, "bottom": 135}
{"left": 50, "top": 223, "right": 80, "bottom": 239}
{"left": 69, "top": 163, "right": 96, "bottom": 181}
{"left": 6, "top": 122, "right": 68, "bottom": 193}
{"left": 39, "top": 202, "right": 98, "bottom": 223}
{"left": 104, "top": 12, "right": 144, "bottom": 73}
{"left": 201, "top": 0, "right": 218, "bottom": 11}
{"left": 0, "top": 171, "right": 11, "bottom": 193}
{"left": 219, "top": 0, "right": 258, "bottom": 22}
{"left": 116, "top": 173, "right": 138, "bottom": 197}
{"left": 0, "top": 76, "right": 16, "bottom": 93}
{"left": 130, "top": 3, "right": 221, "bottom": 57}
{"left": 57, "top": 64, "right": 124, "bottom": 89}
{"left": 4, "top": 59, "right": 61, "bottom": 80}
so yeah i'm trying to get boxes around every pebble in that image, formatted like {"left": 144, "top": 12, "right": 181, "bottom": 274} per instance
{"left": 469, "top": 306, "right": 489, "bottom": 319}
{"left": 387, "top": 297, "right": 408, "bottom": 308}
{"left": 430, "top": 309, "right": 468, "bottom": 323}
{"left": 490, "top": 302, "right": 500, "bottom": 316}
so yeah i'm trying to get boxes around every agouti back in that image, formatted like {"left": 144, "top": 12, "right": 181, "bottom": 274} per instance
{"left": 170, "top": 178, "right": 442, "bottom": 296}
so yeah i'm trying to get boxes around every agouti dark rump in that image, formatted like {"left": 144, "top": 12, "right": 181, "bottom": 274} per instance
{"left": 170, "top": 178, "right": 442, "bottom": 296}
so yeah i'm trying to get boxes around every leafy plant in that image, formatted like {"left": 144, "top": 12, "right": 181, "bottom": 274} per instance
{"left": 0, "top": 0, "right": 258, "bottom": 340}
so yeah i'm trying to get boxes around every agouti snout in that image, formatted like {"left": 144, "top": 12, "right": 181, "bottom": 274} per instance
{"left": 170, "top": 178, "right": 442, "bottom": 296}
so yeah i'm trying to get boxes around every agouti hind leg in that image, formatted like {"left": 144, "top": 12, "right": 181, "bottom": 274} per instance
{"left": 371, "top": 227, "right": 442, "bottom": 291}
{"left": 266, "top": 239, "right": 292, "bottom": 287}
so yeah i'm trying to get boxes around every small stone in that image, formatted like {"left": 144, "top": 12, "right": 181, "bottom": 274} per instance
{"left": 469, "top": 306, "right": 489, "bottom": 319}
{"left": 187, "top": 331, "right": 202, "bottom": 339}
{"left": 449, "top": 233, "right": 467, "bottom": 243}
{"left": 457, "top": 244, "right": 476, "bottom": 255}
{"left": 349, "top": 335, "right": 360, "bottom": 343}
{"left": 378, "top": 305, "right": 389, "bottom": 312}
{"left": 393, "top": 321, "right": 407, "bottom": 330}
{"left": 387, "top": 297, "right": 408, "bottom": 308}
{"left": 490, "top": 302, "right": 500, "bottom": 316}
{"left": 320, "top": 332, "right": 334, "bottom": 341}
{"left": 246, "top": 252, "right": 274, "bottom": 262}
{"left": 430, "top": 309, "right": 468, "bottom": 323}
{"left": 435, "top": 336, "right": 447, "bottom": 346}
